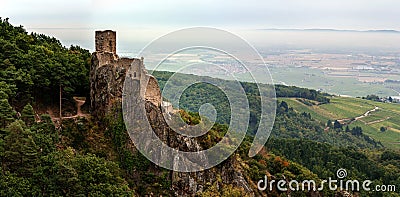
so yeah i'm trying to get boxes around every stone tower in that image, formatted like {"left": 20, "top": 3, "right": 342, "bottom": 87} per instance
{"left": 95, "top": 30, "right": 116, "bottom": 54}
{"left": 90, "top": 30, "right": 161, "bottom": 120}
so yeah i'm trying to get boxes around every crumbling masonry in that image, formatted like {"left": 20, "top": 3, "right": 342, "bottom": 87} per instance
{"left": 90, "top": 30, "right": 162, "bottom": 119}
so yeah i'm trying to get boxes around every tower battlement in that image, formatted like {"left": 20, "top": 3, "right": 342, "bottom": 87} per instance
{"left": 95, "top": 30, "right": 116, "bottom": 54}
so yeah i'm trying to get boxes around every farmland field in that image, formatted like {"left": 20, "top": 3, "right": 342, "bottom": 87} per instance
{"left": 279, "top": 96, "right": 400, "bottom": 149}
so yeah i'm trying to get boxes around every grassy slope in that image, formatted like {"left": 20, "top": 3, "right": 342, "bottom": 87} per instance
{"left": 279, "top": 96, "right": 400, "bottom": 149}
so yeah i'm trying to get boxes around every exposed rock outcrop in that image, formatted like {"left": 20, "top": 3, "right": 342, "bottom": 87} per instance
{"left": 139, "top": 91, "right": 254, "bottom": 196}
{"left": 90, "top": 30, "right": 254, "bottom": 196}
{"left": 90, "top": 50, "right": 135, "bottom": 119}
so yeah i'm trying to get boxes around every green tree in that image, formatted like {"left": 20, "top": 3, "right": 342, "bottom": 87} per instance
{"left": 365, "top": 94, "right": 380, "bottom": 102}
{"left": 0, "top": 171, "right": 34, "bottom": 196}
{"left": 30, "top": 114, "right": 57, "bottom": 154}
{"left": 0, "top": 138, "right": 3, "bottom": 173}
{"left": 33, "top": 148, "right": 132, "bottom": 196}
{"left": 0, "top": 98, "right": 15, "bottom": 128}
{"left": 351, "top": 126, "right": 363, "bottom": 136}
{"left": 333, "top": 120, "right": 342, "bottom": 130}
{"left": 326, "top": 120, "right": 332, "bottom": 128}
{"left": 0, "top": 18, "right": 90, "bottom": 108}
{"left": 280, "top": 101, "right": 289, "bottom": 112}
{"left": 3, "top": 120, "right": 39, "bottom": 176}
{"left": 21, "top": 103, "right": 35, "bottom": 126}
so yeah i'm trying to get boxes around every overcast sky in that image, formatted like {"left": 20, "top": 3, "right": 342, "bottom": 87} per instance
{"left": 2, "top": 0, "right": 399, "bottom": 29}
{"left": 2, "top": 0, "right": 399, "bottom": 51}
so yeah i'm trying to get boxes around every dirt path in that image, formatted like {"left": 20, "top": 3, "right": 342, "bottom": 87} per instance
{"left": 354, "top": 106, "right": 379, "bottom": 121}
{"left": 335, "top": 106, "right": 378, "bottom": 124}
{"left": 366, "top": 117, "right": 390, "bottom": 125}
{"left": 389, "top": 127, "right": 400, "bottom": 134}
{"left": 327, "top": 106, "right": 380, "bottom": 129}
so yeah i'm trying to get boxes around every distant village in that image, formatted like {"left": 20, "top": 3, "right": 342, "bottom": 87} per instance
{"left": 361, "top": 94, "right": 400, "bottom": 103}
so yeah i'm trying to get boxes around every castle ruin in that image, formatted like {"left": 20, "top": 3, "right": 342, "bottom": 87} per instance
{"left": 90, "top": 30, "right": 162, "bottom": 119}
{"left": 95, "top": 30, "right": 116, "bottom": 54}
{"left": 89, "top": 31, "right": 253, "bottom": 196}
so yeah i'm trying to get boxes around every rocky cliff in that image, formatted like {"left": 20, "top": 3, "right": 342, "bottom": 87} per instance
{"left": 90, "top": 30, "right": 255, "bottom": 196}
{"left": 143, "top": 100, "right": 254, "bottom": 196}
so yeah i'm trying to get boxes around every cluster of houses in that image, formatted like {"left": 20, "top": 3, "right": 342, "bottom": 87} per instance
{"left": 381, "top": 96, "right": 400, "bottom": 103}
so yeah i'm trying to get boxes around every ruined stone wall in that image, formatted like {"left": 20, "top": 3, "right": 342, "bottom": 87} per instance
{"left": 90, "top": 52, "right": 135, "bottom": 119}
{"left": 91, "top": 30, "right": 138, "bottom": 119}
{"left": 91, "top": 30, "right": 162, "bottom": 120}
{"left": 95, "top": 30, "right": 116, "bottom": 54}
{"left": 144, "top": 76, "right": 162, "bottom": 106}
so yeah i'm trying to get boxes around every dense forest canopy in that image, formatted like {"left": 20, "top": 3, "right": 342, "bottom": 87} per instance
{"left": 0, "top": 18, "right": 133, "bottom": 196}
{"left": 0, "top": 17, "right": 91, "bottom": 110}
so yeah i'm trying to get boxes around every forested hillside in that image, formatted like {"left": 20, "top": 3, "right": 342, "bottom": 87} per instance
{"left": 0, "top": 17, "right": 132, "bottom": 196}
{"left": 0, "top": 18, "right": 399, "bottom": 196}
{"left": 0, "top": 17, "right": 90, "bottom": 112}
{"left": 153, "top": 71, "right": 382, "bottom": 149}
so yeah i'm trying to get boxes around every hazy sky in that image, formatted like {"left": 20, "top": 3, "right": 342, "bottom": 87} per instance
{"left": 2, "top": 0, "right": 399, "bottom": 51}
{"left": 2, "top": 0, "right": 399, "bottom": 29}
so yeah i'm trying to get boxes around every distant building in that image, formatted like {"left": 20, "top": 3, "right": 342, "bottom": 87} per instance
{"left": 161, "top": 101, "right": 174, "bottom": 114}
{"left": 391, "top": 96, "right": 400, "bottom": 103}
